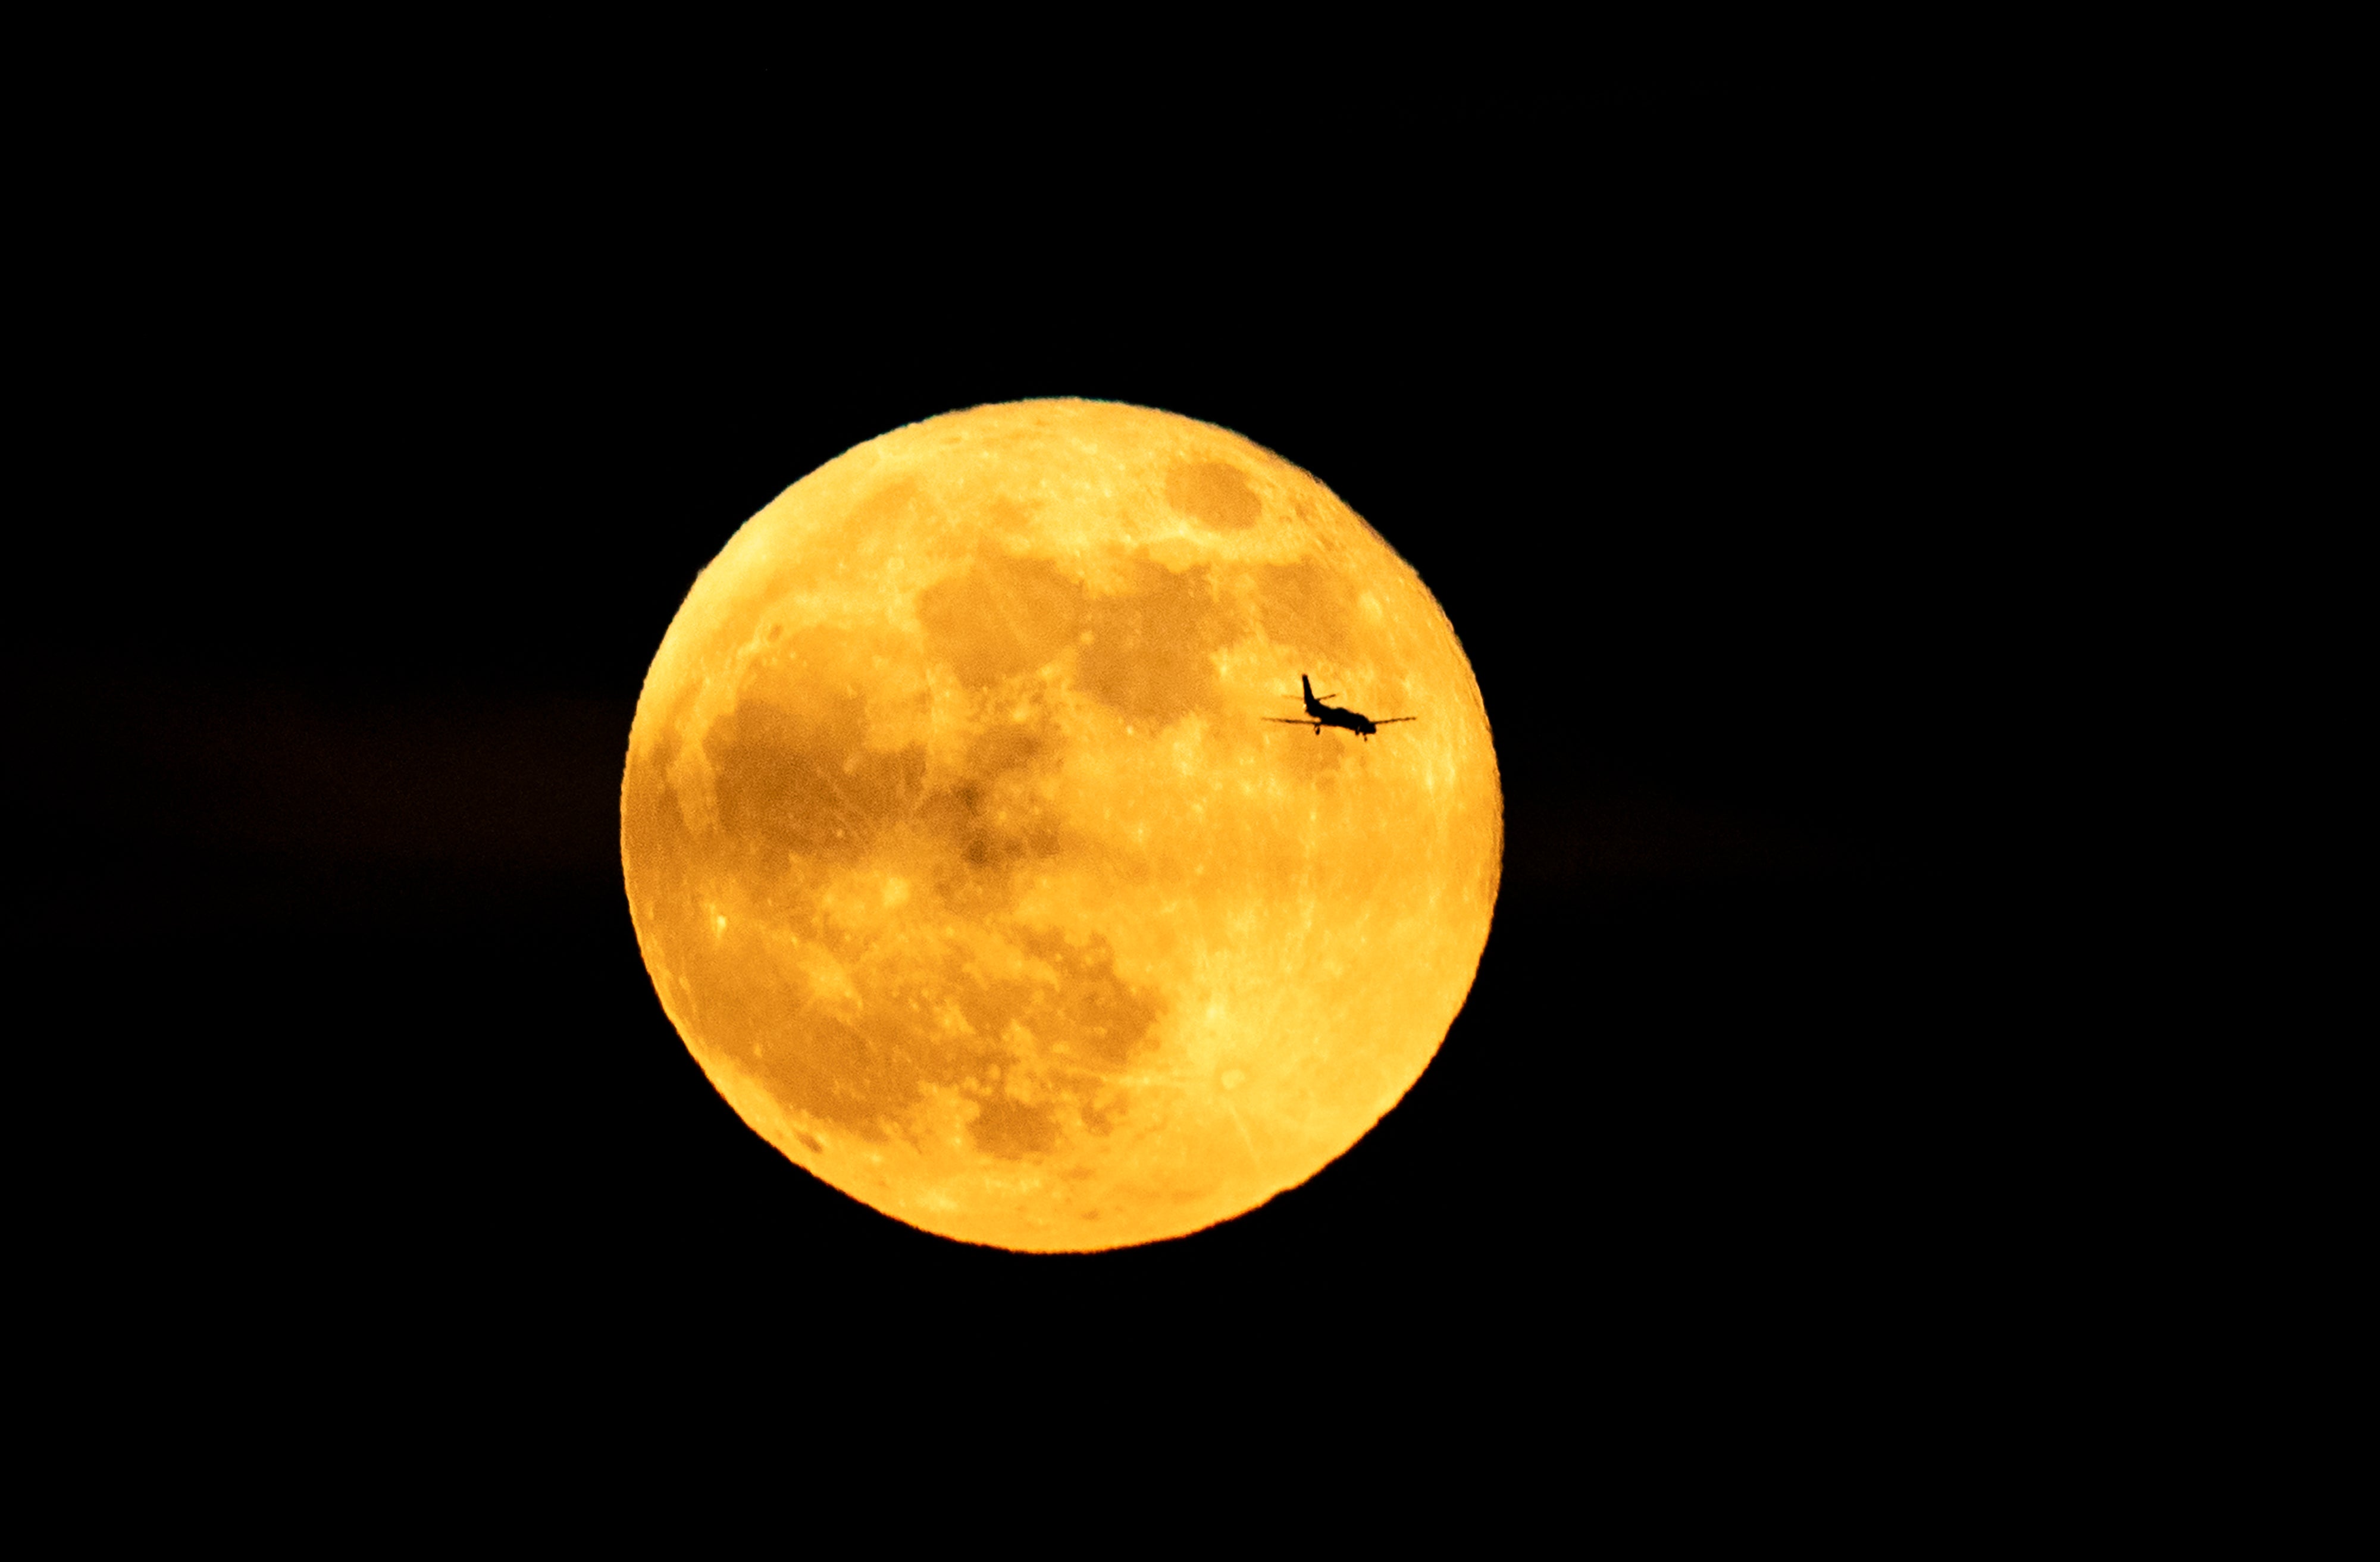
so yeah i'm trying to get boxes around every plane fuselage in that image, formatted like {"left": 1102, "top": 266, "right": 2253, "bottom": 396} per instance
{"left": 1305, "top": 700, "right": 1378, "bottom": 736}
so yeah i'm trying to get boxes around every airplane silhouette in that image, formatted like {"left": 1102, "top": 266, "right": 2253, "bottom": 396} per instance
{"left": 1264, "top": 675, "right": 1418, "bottom": 740}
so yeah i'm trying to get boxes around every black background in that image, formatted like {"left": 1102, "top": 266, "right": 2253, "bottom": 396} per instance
{"left": 27, "top": 84, "right": 2019, "bottom": 1406}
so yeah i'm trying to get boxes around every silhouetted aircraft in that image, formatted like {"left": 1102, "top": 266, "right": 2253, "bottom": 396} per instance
{"left": 1264, "top": 675, "right": 1418, "bottom": 740}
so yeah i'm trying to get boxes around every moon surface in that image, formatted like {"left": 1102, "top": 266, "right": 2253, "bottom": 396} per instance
{"left": 621, "top": 400, "right": 1499, "bottom": 1250}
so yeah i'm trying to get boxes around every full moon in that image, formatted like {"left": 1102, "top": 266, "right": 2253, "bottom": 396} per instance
{"left": 621, "top": 400, "right": 1499, "bottom": 1250}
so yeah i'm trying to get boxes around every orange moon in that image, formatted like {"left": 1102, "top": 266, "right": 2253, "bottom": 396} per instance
{"left": 621, "top": 400, "right": 1499, "bottom": 1250}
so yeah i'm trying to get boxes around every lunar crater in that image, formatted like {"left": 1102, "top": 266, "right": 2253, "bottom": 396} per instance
{"left": 917, "top": 549, "right": 1233, "bottom": 731}
{"left": 1165, "top": 459, "right": 1263, "bottom": 531}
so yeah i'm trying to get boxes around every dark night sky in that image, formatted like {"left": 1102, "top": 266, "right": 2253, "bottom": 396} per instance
{"left": 25, "top": 81, "right": 2033, "bottom": 1412}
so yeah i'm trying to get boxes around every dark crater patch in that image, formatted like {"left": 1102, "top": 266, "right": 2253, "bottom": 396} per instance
{"left": 1253, "top": 555, "right": 1364, "bottom": 655}
{"left": 917, "top": 553, "right": 1083, "bottom": 687}
{"left": 703, "top": 630, "right": 927, "bottom": 868}
{"left": 969, "top": 1091, "right": 1064, "bottom": 1159}
{"left": 911, "top": 716, "right": 1064, "bottom": 911}
{"left": 918, "top": 552, "right": 1227, "bottom": 727}
{"left": 1166, "top": 460, "right": 1261, "bottom": 531}
{"left": 1075, "top": 564, "right": 1227, "bottom": 727}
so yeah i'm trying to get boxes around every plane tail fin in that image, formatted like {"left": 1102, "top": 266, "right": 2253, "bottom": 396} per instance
{"left": 1301, "top": 674, "right": 1314, "bottom": 702}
